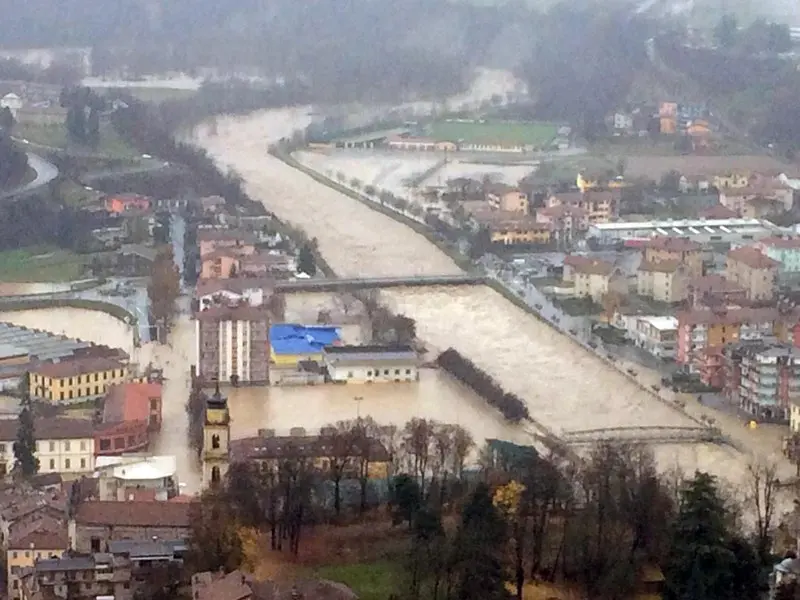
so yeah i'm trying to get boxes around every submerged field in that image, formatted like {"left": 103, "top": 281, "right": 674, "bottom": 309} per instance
{"left": 429, "top": 120, "right": 559, "bottom": 146}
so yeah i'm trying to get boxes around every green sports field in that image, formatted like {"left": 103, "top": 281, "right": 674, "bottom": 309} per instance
{"left": 429, "top": 120, "right": 559, "bottom": 146}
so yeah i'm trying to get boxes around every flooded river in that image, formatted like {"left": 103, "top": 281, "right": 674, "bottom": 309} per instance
{"left": 193, "top": 108, "right": 768, "bottom": 485}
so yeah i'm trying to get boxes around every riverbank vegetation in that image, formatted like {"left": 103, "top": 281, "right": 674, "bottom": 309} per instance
{"left": 0, "top": 246, "right": 86, "bottom": 282}
{"left": 437, "top": 348, "right": 529, "bottom": 423}
{"left": 189, "top": 436, "right": 782, "bottom": 600}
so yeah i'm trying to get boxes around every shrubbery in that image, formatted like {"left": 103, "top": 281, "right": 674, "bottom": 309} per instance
{"left": 437, "top": 348, "right": 529, "bottom": 423}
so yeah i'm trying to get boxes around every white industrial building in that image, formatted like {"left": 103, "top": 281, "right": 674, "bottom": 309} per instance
{"left": 589, "top": 218, "right": 779, "bottom": 245}
{"left": 323, "top": 345, "right": 419, "bottom": 384}
{"left": 94, "top": 454, "right": 179, "bottom": 501}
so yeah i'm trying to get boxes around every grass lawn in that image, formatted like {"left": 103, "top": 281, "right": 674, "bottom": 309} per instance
{"left": 14, "top": 122, "right": 140, "bottom": 159}
{"left": 313, "top": 561, "right": 404, "bottom": 600}
{"left": 429, "top": 120, "right": 559, "bottom": 147}
{"left": 0, "top": 247, "right": 86, "bottom": 282}
{"left": 118, "top": 87, "right": 198, "bottom": 103}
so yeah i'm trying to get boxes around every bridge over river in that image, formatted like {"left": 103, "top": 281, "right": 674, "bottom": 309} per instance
{"left": 562, "top": 426, "right": 729, "bottom": 447}
{"left": 274, "top": 274, "right": 486, "bottom": 293}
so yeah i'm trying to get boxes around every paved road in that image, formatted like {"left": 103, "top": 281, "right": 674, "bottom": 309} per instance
{"left": 0, "top": 153, "right": 59, "bottom": 200}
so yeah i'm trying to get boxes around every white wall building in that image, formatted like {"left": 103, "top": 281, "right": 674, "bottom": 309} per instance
{"left": 589, "top": 218, "right": 779, "bottom": 245}
{"left": 94, "top": 455, "right": 178, "bottom": 501}
{"left": 628, "top": 316, "right": 679, "bottom": 360}
{"left": 323, "top": 345, "right": 419, "bottom": 384}
{"left": 0, "top": 93, "right": 22, "bottom": 118}
{"left": 0, "top": 418, "right": 95, "bottom": 477}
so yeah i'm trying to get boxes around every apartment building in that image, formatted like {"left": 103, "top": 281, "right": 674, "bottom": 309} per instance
{"left": 546, "top": 190, "right": 617, "bottom": 224}
{"left": 95, "top": 382, "right": 163, "bottom": 456}
{"left": 643, "top": 237, "right": 704, "bottom": 277}
{"left": 197, "top": 229, "right": 257, "bottom": 260}
{"left": 562, "top": 255, "right": 619, "bottom": 303}
{"left": 535, "top": 205, "right": 589, "bottom": 245}
{"left": 0, "top": 418, "right": 95, "bottom": 477}
{"left": 476, "top": 212, "right": 551, "bottom": 246}
{"left": 637, "top": 260, "right": 689, "bottom": 303}
{"left": 725, "top": 246, "right": 779, "bottom": 302}
{"left": 487, "top": 185, "right": 529, "bottom": 214}
{"left": 629, "top": 316, "right": 679, "bottom": 360}
{"left": 723, "top": 342, "right": 800, "bottom": 422}
{"left": 676, "top": 307, "right": 779, "bottom": 386}
{"left": 7, "top": 529, "right": 68, "bottom": 599}
{"left": 685, "top": 274, "right": 747, "bottom": 309}
{"left": 754, "top": 236, "right": 800, "bottom": 279}
{"left": 195, "top": 304, "right": 270, "bottom": 384}
{"left": 30, "top": 357, "right": 129, "bottom": 404}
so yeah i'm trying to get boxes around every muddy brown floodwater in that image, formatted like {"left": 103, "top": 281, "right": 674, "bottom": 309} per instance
{"left": 194, "top": 108, "right": 774, "bottom": 487}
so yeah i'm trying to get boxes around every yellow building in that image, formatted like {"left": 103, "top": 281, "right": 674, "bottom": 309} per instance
{"left": 230, "top": 433, "right": 391, "bottom": 480}
{"left": 202, "top": 385, "right": 230, "bottom": 489}
{"left": 489, "top": 218, "right": 551, "bottom": 245}
{"left": 269, "top": 324, "right": 341, "bottom": 368}
{"left": 7, "top": 530, "right": 68, "bottom": 599}
{"left": 713, "top": 172, "right": 750, "bottom": 189}
{"left": 487, "top": 185, "right": 529, "bottom": 214}
{"left": 30, "top": 357, "right": 128, "bottom": 404}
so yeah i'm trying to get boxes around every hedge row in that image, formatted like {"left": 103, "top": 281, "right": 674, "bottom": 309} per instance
{"left": 437, "top": 347, "right": 530, "bottom": 423}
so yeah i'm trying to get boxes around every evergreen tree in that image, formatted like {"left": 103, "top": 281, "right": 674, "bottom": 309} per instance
{"left": 13, "top": 373, "right": 39, "bottom": 478}
{"left": 452, "top": 483, "right": 511, "bottom": 600}
{"left": 297, "top": 243, "right": 317, "bottom": 276}
{"left": 663, "top": 471, "right": 739, "bottom": 600}
{"left": 0, "top": 107, "right": 14, "bottom": 133}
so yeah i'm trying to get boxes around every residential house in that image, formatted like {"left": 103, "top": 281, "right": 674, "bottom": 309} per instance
{"left": 676, "top": 307, "right": 780, "bottom": 386}
{"left": 0, "top": 418, "right": 95, "bottom": 477}
{"left": 322, "top": 345, "right": 419, "bottom": 384}
{"left": 687, "top": 119, "right": 712, "bottom": 151}
{"left": 486, "top": 185, "right": 529, "bottom": 215}
{"left": 474, "top": 212, "right": 551, "bottom": 246}
{"left": 69, "top": 501, "right": 194, "bottom": 553}
{"left": 195, "top": 195, "right": 227, "bottom": 215}
{"left": 755, "top": 237, "right": 800, "bottom": 279}
{"left": 7, "top": 529, "right": 69, "bottom": 599}
{"left": 196, "top": 278, "right": 275, "bottom": 311}
{"left": 239, "top": 252, "right": 296, "bottom": 278}
{"left": 637, "top": 260, "right": 690, "bottom": 303}
{"left": 1, "top": 496, "right": 67, "bottom": 548}
{"left": 629, "top": 316, "right": 679, "bottom": 360}
{"left": 686, "top": 274, "right": 747, "bottom": 308}
{"left": 196, "top": 304, "right": 270, "bottom": 384}
{"left": 547, "top": 190, "right": 617, "bottom": 224}
{"left": 30, "top": 357, "right": 129, "bottom": 404}
{"left": 643, "top": 237, "right": 704, "bottom": 277}
{"left": 104, "top": 194, "right": 152, "bottom": 215}
{"left": 562, "top": 255, "right": 619, "bottom": 303}
{"left": 726, "top": 247, "right": 779, "bottom": 302}
{"left": 698, "top": 204, "right": 738, "bottom": 219}
{"left": 94, "top": 455, "right": 178, "bottom": 502}
{"left": 723, "top": 342, "right": 800, "bottom": 422}
{"left": 718, "top": 178, "right": 793, "bottom": 218}
{"left": 0, "top": 93, "right": 22, "bottom": 118}
{"left": 536, "top": 205, "right": 589, "bottom": 246}
{"left": 115, "top": 244, "right": 157, "bottom": 276}
{"left": 95, "top": 382, "right": 162, "bottom": 456}
{"left": 713, "top": 172, "right": 751, "bottom": 189}
{"left": 611, "top": 112, "right": 634, "bottom": 133}
{"left": 678, "top": 174, "right": 712, "bottom": 194}
{"left": 229, "top": 432, "right": 391, "bottom": 479}
{"left": 198, "top": 229, "right": 258, "bottom": 260}
{"left": 269, "top": 324, "right": 341, "bottom": 369}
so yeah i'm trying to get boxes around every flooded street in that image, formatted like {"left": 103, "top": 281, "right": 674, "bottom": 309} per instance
{"left": 193, "top": 106, "right": 772, "bottom": 486}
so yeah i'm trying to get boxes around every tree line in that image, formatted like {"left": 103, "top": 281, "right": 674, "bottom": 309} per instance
{"left": 189, "top": 426, "right": 784, "bottom": 600}
{"left": 437, "top": 348, "right": 529, "bottom": 423}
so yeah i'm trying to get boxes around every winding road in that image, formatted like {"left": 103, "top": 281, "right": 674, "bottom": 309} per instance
{"left": 0, "top": 152, "right": 59, "bottom": 200}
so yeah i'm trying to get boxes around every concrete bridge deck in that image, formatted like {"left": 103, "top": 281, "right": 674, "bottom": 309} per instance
{"left": 274, "top": 274, "right": 485, "bottom": 293}
{"left": 562, "top": 426, "right": 726, "bottom": 446}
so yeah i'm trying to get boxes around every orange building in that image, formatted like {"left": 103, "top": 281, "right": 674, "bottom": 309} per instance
{"left": 104, "top": 193, "right": 151, "bottom": 214}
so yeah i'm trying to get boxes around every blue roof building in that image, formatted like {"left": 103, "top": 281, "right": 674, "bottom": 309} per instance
{"left": 269, "top": 324, "right": 341, "bottom": 364}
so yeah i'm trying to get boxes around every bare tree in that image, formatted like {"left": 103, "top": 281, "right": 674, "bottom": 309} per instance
{"left": 321, "top": 423, "right": 353, "bottom": 517}
{"left": 451, "top": 425, "right": 474, "bottom": 481}
{"left": 432, "top": 424, "right": 455, "bottom": 507}
{"left": 404, "top": 418, "right": 435, "bottom": 497}
{"left": 747, "top": 460, "right": 780, "bottom": 559}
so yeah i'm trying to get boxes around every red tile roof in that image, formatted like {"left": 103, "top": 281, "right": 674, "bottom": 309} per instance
{"left": 75, "top": 501, "right": 194, "bottom": 528}
{"left": 728, "top": 246, "right": 780, "bottom": 270}
{"left": 759, "top": 236, "right": 800, "bottom": 249}
{"left": 699, "top": 205, "right": 738, "bottom": 219}
{"left": 34, "top": 357, "right": 126, "bottom": 379}
{"left": 9, "top": 528, "right": 69, "bottom": 550}
{"left": 103, "top": 382, "right": 161, "bottom": 424}
{"left": 677, "top": 307, "right": 779, "bottom": 326}
{"left": 646, "top": 236, "right": 702, "bottom": 253}
{"left": 639, "top": 259, "right": 684, "bottom": 273}
{"left": 563, "top": 255, "right": 615, "bottom": 276}
{"left": 687, "top": 274, "right": 745, "bottom": 294}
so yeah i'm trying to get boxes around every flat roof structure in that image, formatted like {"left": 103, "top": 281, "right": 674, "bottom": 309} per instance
{"left": 639, "top": 316, "right": 679, "bottom": 331}
{"left": 270, "top": 324, "right": 341, "bottom": 355}
{"left": 589, "top": 218, "right": 779, "bottom": 245}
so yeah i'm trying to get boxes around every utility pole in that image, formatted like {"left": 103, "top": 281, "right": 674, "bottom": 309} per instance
{"left": 354, "top": 395, "right": 363, "bottom": 420}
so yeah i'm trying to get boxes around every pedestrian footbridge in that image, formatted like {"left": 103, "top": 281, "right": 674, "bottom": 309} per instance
{"left": 561, "top": 426, "right": 726, "bottom": 446}
{"left": 274, "top": 274, "right": 486, "bottom": 293}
